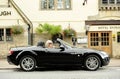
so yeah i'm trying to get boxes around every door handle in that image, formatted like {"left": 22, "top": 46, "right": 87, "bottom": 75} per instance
{"left": 45, "top": 48, "right": 48, "bottom": 53}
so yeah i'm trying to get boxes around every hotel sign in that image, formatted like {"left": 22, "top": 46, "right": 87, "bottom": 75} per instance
{"left": 0, "top": 11, "right": 11, "bottom": 16}
{"left": 89, "top": 25, "right": 120, "bottom": 31}
{"left": 98, "top": 26, "right": 120, "bottom": 29}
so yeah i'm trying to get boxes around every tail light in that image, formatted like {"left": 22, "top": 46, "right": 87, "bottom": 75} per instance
{"left": 9, "top": 50, "right": 14, "bottom": 55}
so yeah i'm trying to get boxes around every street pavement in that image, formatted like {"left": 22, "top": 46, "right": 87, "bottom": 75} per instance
{"left": 0, "top": 58, "right": 120, "bottom": 79}
{"left": 0, "top": 58, "right": 120, "bottom": 69}
{"left": 0, "top": 65, "right": 120, "bottom": 79}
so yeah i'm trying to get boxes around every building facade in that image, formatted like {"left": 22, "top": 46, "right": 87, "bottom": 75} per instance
{"left": 85, "top": 0, "right": 120, "bottom": 58}
{"left": 0, "top": 0, "right": 120, "bottom": 58}
{"left": 0, "top": 0, "right": 30, "bottom": 58}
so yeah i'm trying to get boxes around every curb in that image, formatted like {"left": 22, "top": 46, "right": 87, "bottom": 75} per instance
{"left": 0, "top": 68, "right": 15, "bottom": 70}
{"left": 0, "top": 59, "right": 120, "bottom": 70}
{"left": 0, "top": 66, "right": 120, "bottom": 70}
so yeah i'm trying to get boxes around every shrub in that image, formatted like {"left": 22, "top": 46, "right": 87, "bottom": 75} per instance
{"left": 36, "top": 23, "right": 62, "bottom": 35}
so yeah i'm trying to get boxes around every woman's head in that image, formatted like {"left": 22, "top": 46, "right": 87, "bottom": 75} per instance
{"left": 45, "top": 40, "right": 53, "bottom": 48}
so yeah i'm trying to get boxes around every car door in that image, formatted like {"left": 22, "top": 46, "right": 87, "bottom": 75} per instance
{"left": 44, "top": 48, "right": 80, "bottom": 64}
{"left": 59, "top": 48, "right": 82, "bottom": 64}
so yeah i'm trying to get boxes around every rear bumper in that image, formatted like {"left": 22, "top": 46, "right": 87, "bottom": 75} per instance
{"left": 102, "top": 57, "right": 110, "bottom": 66}
{"left": 7, "top": 56, "right": 18, "bottom": 65}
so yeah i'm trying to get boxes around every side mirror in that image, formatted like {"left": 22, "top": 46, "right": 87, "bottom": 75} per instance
{"left": 60, "top": 45, "right": 65, "bottom": 51}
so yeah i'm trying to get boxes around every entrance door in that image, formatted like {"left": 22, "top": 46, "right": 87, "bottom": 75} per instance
{"left": 88, "top": 31, "right": 112, "bottom": 57}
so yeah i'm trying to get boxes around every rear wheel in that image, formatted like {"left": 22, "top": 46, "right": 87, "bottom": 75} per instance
{"left": 20, "top": 55, "right": 36, "bottom": 71}
{"left": 84, "top": 55, "right": 101, "bottom": 71}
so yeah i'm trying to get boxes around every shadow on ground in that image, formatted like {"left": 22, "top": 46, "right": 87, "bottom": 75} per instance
{"left": 13, "top": 66, "right": 106, "bottom": 72}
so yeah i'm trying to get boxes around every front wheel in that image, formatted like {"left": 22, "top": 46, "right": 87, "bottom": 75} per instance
{"left": 20, "top": 55, "right": 36, "bottom": 71}
{"left": 84, "top": 55, "right": 101, "bottom": 71}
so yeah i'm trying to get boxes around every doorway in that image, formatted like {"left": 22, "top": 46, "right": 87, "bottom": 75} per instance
{"left": 88, "top": 31, "right": 112, "bottom": 57}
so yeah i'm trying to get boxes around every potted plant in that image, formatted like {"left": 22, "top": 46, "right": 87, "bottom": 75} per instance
{"left": 63, "top": 28, "right": 76, "bottom": 38}
{"left": 11, "top": 25, "right": 24, "bottom": 35}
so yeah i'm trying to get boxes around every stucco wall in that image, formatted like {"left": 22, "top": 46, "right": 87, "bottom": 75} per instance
{"left": 13, "top": 0, "right": 98, "bottom": 33}
{"left": 113, "top": 41, "right": 120, "bottom": 58}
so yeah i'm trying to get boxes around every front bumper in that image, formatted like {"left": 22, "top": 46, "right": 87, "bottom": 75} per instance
{"left": 102, "top": 57, "right": 110, "bottom": 66}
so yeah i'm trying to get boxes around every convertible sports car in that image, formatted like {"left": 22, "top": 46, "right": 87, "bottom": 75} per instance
{"left": 7, "top": 38, "right": 110, "bottom": 71}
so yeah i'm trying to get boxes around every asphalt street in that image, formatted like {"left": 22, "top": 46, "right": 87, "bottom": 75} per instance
{"left": 0, "top": 58, "right": 120, "bottom": 79}
{"left": 0, "top": 67, "right": 120, "bottom": 79}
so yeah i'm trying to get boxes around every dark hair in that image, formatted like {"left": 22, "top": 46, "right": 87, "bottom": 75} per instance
{"left": 37, "top": 41, "right": 45, "bottom": 47}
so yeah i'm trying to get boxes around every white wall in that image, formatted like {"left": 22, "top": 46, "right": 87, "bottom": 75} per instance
{"left": 0, "top": 6, "right": 28, "bottom": 36}
{"left": 0, "top": 7, "right": 26, "bottom": 26}
{"left": 13, "top": 0, "right": 98, "bottom": 33}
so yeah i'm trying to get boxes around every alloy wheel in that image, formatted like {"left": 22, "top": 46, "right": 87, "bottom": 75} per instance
{"left": 20, "top": 56, "right": 36, "bottom": 71}
{"left": 85, "top": 55, "right": 100, "bottom": 71}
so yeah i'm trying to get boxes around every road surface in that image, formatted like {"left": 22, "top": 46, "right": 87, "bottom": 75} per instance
{"left": 0, "top": 67, "right": 120, "bottom": 79}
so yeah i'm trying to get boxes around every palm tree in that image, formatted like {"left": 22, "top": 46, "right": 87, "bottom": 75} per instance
{"left": 36, "top": 23, "right": 62, "bottom": 41}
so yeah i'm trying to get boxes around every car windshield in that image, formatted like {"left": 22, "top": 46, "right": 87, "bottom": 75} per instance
{"left": 59, "top": 39, "right": 74, "bottom": 49}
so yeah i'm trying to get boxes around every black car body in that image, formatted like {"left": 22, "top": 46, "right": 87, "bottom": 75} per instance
{"left": 7, "top": 38, "right": 110, "bottom": 71}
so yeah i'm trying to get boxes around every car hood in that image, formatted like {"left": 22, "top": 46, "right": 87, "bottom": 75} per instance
{"left": 73, "top": 47, "right": 101, "bottom": 54}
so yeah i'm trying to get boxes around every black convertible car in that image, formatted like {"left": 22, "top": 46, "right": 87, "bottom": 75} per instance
{"left": 7, "top": 38, "right": 110, "bottom": 71}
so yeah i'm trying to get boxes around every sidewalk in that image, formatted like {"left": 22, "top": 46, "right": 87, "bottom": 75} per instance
{"left": 0, "top": 58, "right": 120, "bottom": 69}
{"left": 108, "top": 58, "right": 120, "bottom": 67}
{"left": 0, "top": 59, "right": 19, "bottom": 69}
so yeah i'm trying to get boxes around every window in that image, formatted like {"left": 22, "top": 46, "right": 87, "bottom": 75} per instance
{"left": 49, "top": 0, "right": 55, "bottom": 10}
{"left": 65, "top": 0, "right": 71, "bottom": 9}
{"left": 102, "top": 0, "right": 120, "bottom": 4}
{"left": 117, "top": 0, "right": 120, "bottom": 4}
{"left": 41, "top": 0, "right": 55, "bottom": 10}
{"left": 41, "top": 0, "right": 47, "bottom": 10}
{"left": 57, "top": 0, "right": 71, "bottom": 9}
{"left": 102, "top": 0, "right": 108, "bottom": 4}
{"left": 6, "top": 28, "right": 12, "bottom": 41}
{"left": 57, "top": 0, "right": 64, "bottom": 9}
{"left": 90, "top": 33, "right": 99, "bottom": 46}
{"left": 41, "top": 0, "right": 71, "bottom": 10}
{"left": 109, "top": 0, "right": 115, "bottom": 4}
{"left": 90, "top": 32, "right": 110, "bottom": 46}
{"left": 101, "top": 33, "right": 109, "bottom": 46}
{"left": 117, "top": 32, "right": 120, "bottom": 43}
{"left": 0, "top": 29, "right": 4, "bottom": 41}
{"left": 0, "top": 28, "right": 12, "bottom": 42}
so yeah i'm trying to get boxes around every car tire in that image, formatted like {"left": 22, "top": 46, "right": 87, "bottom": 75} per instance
{"left": 20, "top": 55, "right": 36, "bottom": 71}
{"left": 84, "top": 55, "right": 101, "bottom": 71}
